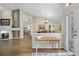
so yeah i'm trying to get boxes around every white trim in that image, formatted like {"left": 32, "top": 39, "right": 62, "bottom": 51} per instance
{"left": 66, "top": 10, "right": 73, "bottom": 16}
{"left": 66, "top": 15, "right": 69, "bottom": 51}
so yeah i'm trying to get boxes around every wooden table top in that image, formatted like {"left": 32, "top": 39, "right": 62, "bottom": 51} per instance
{"left": 35, "top": 37, "right": 61, "bottom": 41}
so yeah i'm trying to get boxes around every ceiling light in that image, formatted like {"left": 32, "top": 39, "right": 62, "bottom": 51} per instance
{"left": 43, "top": 12, "right": 48, "bottom": 24}
{"left": 66, "top": 3, "right": 72, "bottom": 7}
{"left": 43, "top": 18, "right": 48, "bottom": 24}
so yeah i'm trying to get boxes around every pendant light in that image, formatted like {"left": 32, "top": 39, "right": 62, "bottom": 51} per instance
{"left": 43, "top": 12, "right": 48, "bottom": 24}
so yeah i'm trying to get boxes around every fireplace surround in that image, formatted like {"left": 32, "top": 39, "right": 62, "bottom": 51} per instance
{"left": 0, "top": 30, "right": 12, "bottom": 40}
{"left": 2, "top": 33, "right": 9, "bottom": 39}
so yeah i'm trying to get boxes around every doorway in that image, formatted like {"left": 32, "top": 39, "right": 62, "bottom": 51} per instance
{"left": 67, "top": 11, "right": 74, "bottom": 52}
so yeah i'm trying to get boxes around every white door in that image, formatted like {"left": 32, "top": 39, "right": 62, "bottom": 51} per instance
{"left": 67, "top": 11, "right": 74, "bottom": 52}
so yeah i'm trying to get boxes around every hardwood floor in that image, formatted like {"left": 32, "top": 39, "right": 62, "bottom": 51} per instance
{"left": 0, "top": 32, "right": 73, "bottom": 56}
{"left": 0, "top": 33, "right": 32, "bottom": 56}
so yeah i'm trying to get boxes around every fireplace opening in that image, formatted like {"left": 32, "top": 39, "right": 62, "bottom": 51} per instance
{"left": 2, "top": 33, "right": 9, "bottom": 39}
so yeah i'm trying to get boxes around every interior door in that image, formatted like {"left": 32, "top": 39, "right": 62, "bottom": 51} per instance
{"left": 67, "top": 11, "right": 74, "bottom": 52}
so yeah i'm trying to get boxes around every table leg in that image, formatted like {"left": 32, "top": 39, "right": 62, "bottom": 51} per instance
{"left": 59, "top": 40, "right": 61, "bottom": 56}
{"left": 55, "top": 42, "right": 56, "bottom": 48}
{"left": 36, "top": 47, "right": 38, "bottom": 55}
{"left": 36, "top": 41, "right": 38, "bottom": 55}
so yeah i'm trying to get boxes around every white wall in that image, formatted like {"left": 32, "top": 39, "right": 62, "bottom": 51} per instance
{"left": 61, "top": 4, "right": 68, "bottom": 51}
{"left": 60, "top": 4, "right": 67, "bottom": 50}
{"left": 33, "top": 17, "right": 62, "bottom": 33}
{"left": 72, "top": 8, "right": 79, "bottom": 56}
{"left": 66, "top": 4, "right": 79, "bottom": 55}
{"left": 22, "top": 11, "right": 32, "bottom": 30}
{"left": 0, "top": 10, "right": 32, "bottom": 39}
{"left": 20, "top": 10, "right": 32, "bottom": 38}
{"left": 32, "top": 5, "right": 65, "bottom": 48}
{"left": 0, "top": 12, "right": 2, "bottom": 18}
{"left": 66, "top": 3, "right": 79, "bottom": 13}
{"left": 1, "top": 10, "right": 12, "bottom": 27}
{"left": 0, "top": 10, "right": 13, "bottom": 39}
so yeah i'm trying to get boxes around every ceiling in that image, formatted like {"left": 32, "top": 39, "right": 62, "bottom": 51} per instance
{"left": 0, "top": 3, "right": 63, "bottom": 20}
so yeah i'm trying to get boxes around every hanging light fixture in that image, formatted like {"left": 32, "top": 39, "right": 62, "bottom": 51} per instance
{"left": 43, "top": 18, "right": 48, "bottom": 24}
{"left": 43, "top": 12, "right": 48, "bottom": 24}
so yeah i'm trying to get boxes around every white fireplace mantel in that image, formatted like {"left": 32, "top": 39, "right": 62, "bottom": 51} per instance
{"left": 0, "top": 26, "right": 12, "bottom": 39}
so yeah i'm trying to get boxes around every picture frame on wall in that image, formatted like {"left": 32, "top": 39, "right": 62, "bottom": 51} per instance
{"left": 0, "top": 19, "right": 10, "bottom": 26}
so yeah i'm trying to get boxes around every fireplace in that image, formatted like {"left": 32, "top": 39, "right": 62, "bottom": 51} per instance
{"left": 0, "top": 31, "right": 9, "bottom": 39}
{"left": 2, "top": 33, "right": 9, "bottom": 39}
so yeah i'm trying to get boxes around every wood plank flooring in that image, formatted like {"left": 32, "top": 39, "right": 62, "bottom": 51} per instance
{"left": 0, "top": 33, "right": 32, "bottom": 56}
{"left": 0, "top": 33, "right": 74, "bottom": 56}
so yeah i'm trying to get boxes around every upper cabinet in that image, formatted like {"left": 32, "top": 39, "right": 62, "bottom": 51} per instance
{"left": 12, "top": 9, "right": 20, "bottom": 28}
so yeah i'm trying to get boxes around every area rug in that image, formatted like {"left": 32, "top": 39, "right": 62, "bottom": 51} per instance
{"left": 32, "top": 51, "right": 74, "bottom": 56}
